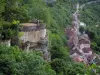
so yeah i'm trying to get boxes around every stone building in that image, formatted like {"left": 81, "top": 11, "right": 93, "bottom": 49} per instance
{"left": 19, "top": 21, "right": 50, "bottom": 61}
{"left": 20, "top": 23, "right": 46, "bottom": 43}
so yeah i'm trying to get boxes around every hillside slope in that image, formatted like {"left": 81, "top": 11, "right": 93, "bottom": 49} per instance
{"left": 0, "top": 0, "right": 100, "bottom": 75}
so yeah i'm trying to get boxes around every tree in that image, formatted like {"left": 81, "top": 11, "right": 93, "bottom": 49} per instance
{"left": 0, "top": 0, "right": 28, "bottom": 41}
{"left": 0, "top": 45, "right": 56, "bottom": 75}
{"left": 1, "top": 0, "right": 28, "bottom": 21}
{"left": 51, "top": 59, "right": 86, "bottom": 75}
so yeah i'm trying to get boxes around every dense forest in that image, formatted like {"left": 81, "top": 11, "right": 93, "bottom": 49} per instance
{"left": 0, "top": 0, "right": 100, "bottom": 75}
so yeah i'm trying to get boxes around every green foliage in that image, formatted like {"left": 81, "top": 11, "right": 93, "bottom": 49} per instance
{"left": 51, "top": 59, "right": 67, "bottom": 75}
{"left": 84, "top": 26, "right": 100, "bottom": 52}
{"left": 0, "top": 0, "right": 5, "bottom": 15}
{"left": 50, "top": 45, "right": 69, "bottom": 59}
{"left": 0, "top": 0, "right": 100, "bottom": 74}
{"left": 80, "top": 2, "right": 100, "bottom": 52}
{"left": 91, "top": 37, "right": 100, "bottom": 52}
{"left": 0, "top": 20, "right": 20, "bottom": 40}
{"left": 22, "top": 0, "right": 52, "bottom": 24}
{"left": 51, "top": 59, "right": 86, "bottom": 75}
{"left": 12, "top": 20, "right": 20, "bottom": 25}
{"left": 1, "top": 0, "right": 28, "bottom": 21}
{"left": 0, "top": 0, "right": 28, "bottom": 40}
{"left": 79, "top": 26, "right": 85, "bottom": 33}
{"left": 0, "top": 45, "right": 56, "bottom": 75}
{"left": 85, "top": 64, "right": 100, "bottom": 75}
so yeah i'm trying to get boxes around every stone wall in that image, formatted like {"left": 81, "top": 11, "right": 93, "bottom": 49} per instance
{"left": 19, "top": 28, "right": 50, "bottom": 61}
{"left": 0, "top": 40, "right": 11, "bottom": 46}
{"left": 20, "top": 28, "right": 46, "bottom": 43}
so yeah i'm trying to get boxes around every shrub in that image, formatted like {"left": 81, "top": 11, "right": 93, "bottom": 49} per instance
{"left": 0, "top": 45, "right": 56, "bottom": 75}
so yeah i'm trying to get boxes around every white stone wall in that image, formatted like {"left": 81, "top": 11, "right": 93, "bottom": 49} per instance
{"left": 83, "top": 51, "right": 92, "bottom": 56}
{"left": 70, "top": 53, "right": 78, "bottom": 58}
{"left": 80, "top": 44, "right": 90, "bottom": 49}
{"left": 20, "top": 29, "right": 46, "bottom": 43}
{"left": 40, "top": 29, "right": 46, "bottom": 39}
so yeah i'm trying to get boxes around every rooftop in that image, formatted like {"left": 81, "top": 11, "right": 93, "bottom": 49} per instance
{"left": 79, "top": 39, "right": 90, "bottom": 44}
{"left": 21, "top": 23, "right": 37, "bottom": 27}
{"left": 83, "top": 48, "right": 92, "bottom": 53}
{"left": 20, "top": 23, "right": 46, "bottom": 32}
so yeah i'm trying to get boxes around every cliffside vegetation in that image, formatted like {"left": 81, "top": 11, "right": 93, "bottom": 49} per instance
{"left": 0, "top": 0, "right": 100, "bottom": 75}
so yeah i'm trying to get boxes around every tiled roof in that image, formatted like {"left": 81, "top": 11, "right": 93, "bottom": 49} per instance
{"left": 20, "top": 23, "right": 46, "bottom": 32}
{"left": 73, "top": 56, "right": 83, "bottom": 62}
{"left": 21, "top": 23, "right": 37, "bottom": 26}
{"left": 66, "top": 28, "right": 74, "bottom": 37}
{"left": 70, "top": 49, "right": 82, "bottom": 55}
{"left": 82, "top": 48, "right": 92, "bottom": 53}
{"left": 79, "top": 39, "right": 90, "bottom": 44}
{"left": 87, "top": 55, "right": 93, "bottom": 62}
